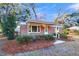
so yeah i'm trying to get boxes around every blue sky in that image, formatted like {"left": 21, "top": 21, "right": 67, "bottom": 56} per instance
{"left": 32, "top": 3, "right": 79, "bottom": 22}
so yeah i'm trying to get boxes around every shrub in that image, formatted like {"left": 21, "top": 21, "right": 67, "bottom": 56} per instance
{"left": 16, "top": 35, "right": 24, "bottom": 43}
{"left": 63, "top": 29, "right": 69, "bottom": 34}
{"left": 16, "top": 35, "right": 33, "bottom": 43}
{"left": 74, "top": 30, "right": 79, "bottom": 35}
{"left": 16, "top": 34, "right": 54, "bottom": 43}
{"left": 40, "top": 34, "right": 54, "bottom": 41}
{"left": 59, "top": 29, "right": 69, "bottom": 39}
{"left": 60, "top": 33, "right": 67, "bottom": 39}
{"left": 32, "top": 35, "right": 40, "bottom": 41}
{"left": 46, "top": 34, "right": 54, "bottom": 41}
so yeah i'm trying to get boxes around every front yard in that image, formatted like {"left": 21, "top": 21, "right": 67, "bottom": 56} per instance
{"left": 0, "top": 36, "right": 79, "bottom": 56}
{"left": 11, "top": 38, "right": 79, "bottom": 56}
{"left": 2, "top": 39, "right": 53, "bottom": 54}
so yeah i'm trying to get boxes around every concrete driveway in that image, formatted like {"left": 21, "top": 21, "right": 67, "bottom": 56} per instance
{"left": 0, "top": 39, "right": 7, "bottom": 56}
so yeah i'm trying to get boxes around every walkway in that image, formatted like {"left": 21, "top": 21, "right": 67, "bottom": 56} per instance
{"left": 0, "top": 40, "right": 7, "bottom": 56}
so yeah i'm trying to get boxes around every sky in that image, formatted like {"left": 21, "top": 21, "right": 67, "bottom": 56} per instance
{"left": 32, "top": 3, "right": 79, "bottom": 22}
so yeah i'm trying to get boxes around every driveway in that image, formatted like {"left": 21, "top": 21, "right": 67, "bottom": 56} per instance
{"left": 0, "top": 38, "right": 79, "bottom": 56}
{"left": 0, "top": 39, "right": 8, "bottom": 56}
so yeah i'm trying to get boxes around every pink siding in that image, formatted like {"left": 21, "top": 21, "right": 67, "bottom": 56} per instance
{"left": 41, "top": 26, "right": 44, "bottom": 33}
{"left": 20, "top": 25, "right": 27, "bottom": 35}
{"left": 20, "top": 25, "right": 55, "bottom": 35}
{"left": 41, "top": 26, "right": 54, "bottom": 34}
{"left": 48, "top": 27, "right": 54, "bottom": 34}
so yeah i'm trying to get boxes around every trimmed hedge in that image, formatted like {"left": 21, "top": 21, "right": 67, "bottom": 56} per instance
{"left": 16, "top": 35, "right": 32, "bottom": 43}
{"left": 16, "top": 34, "right": 54, "bottom": 43}
{"left": 40, "top": 34, "right": 54, "bottom": 41}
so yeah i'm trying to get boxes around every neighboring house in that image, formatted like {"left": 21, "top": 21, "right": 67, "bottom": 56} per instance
{"left": 68, "top": 26, "right": 79, "bottom": 36}
{"left": 68, "top": 26, "right": 79, "bottom": 30}
{"left": 18, "top": 20, "right": 63, "bottom": 35}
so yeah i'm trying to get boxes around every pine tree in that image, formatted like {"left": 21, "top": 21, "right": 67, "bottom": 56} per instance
{"left": 2, "top": 14, "right": 16, "bottom": 40}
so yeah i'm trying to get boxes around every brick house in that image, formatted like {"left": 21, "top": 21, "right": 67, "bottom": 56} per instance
{"left": 18, "top": 20, "right": 63, "bottom": 35}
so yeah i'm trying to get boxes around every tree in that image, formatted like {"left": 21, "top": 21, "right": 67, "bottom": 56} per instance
{"left": 0, "top": 3, "right": 31, "bottom": 40}
{"left": 2, "top": 14, "right": 16, "bottom": 40}
{"left": 65, "top": 12, "right": 79, "bottom": 26}
{"left": 29, "top": 3, "right": 37, "bottom": 20}
{"left": 0, "top": 3, "right": 19, "bottom": 40}
{"left": 54, "top": 8, "right": 65, "bottom": 25}
{"left": 16, "top": 3, "right": 31, "bottom": 21}
{"left": 70, "top": 12, "right": 79, "bottom": 25}
{"left": 53, "top": 8, "right": 74, "bottom": 29}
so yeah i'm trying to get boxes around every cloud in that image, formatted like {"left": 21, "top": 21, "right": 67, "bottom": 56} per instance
{"left": 69, "top": 3, "right": 79, "bottom": 10}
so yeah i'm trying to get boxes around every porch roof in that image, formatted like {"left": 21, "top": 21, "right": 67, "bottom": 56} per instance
{"left": 26, "top": 19, "right": 54, "bottom": 25}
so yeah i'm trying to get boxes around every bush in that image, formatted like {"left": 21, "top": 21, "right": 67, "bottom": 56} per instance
{"left": 32, "top": 35, "right": 40, "bottom": 41}
{"left": 63, "top": 29, "right": 69, "bottom": 34}
{"left": 16, "top": 34, "right": 54, "bottom": 43}
{"left": 40, "top": 34, "right": 54, "bottom": 41}
{"left": 59, "top": 29, "right": 69, "bottom": 39}
{"left": 46, "top": 34, "right": 54, "bottom": 41}
{"left": 60, "top": 33, "right": 67, "bottom": 39}
{"left": 16, "top": 35, "right": 23, "bottom": 43}
{"left": 74, "top": 30, "right": 79, "bottom": 35}
{"left": 16, "top": 35, "right": 33, "bottom": 43}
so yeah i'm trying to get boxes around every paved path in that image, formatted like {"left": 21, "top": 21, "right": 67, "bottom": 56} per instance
{"left": 1, "top": 39, "right": 79, "bottom": 56}
{"left": 0, "top": 40, "right": 7, "bottom": 56}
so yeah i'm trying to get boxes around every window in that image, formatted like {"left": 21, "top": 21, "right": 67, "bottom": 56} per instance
{"left": 29, "top": 26, "right": 40, "bottom": 32}
{"left": 45, "top": 28, "right": 48, "bottom": 32}
{"left": 32, "top": 26, "right": 37, "bottom": 32}
{"left": 57, "top": 27, "right": 59, "bottom": 30}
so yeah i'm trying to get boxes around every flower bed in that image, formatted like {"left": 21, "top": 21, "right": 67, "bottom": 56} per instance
{"left": 2, "top": 39, "right": 54, "bottom": 54}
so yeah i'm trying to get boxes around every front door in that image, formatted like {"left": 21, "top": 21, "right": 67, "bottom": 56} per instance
{"left": 44, "top": 27, "right": 48, "bottom": 34}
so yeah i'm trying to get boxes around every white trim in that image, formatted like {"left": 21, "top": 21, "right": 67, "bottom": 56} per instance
{"left": 28, "top": 32, "right": 41, "bottom": 33}
{"left": 28, "top": 25, "right": 41, "bottom": 33}
{"left": 44, "top": 26, "right": 49, "bottom": 34}
{"left": 52, "top": 25, "right": 63, "bottom": 28}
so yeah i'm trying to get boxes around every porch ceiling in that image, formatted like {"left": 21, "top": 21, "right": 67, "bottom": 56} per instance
{"left": 28, "top": 23, "right": 52, "bottom": 28}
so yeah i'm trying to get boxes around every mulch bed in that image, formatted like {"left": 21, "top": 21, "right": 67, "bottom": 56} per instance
{"left": 2, "top": 40, "right": 54, "bottom": 54}
{"left": 58, "top": 37, "right": 74, "bottom": 41}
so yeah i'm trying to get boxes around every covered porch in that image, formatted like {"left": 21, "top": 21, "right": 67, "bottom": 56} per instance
{"left": 26, "top": 22, "right": 53, "bottom": 35}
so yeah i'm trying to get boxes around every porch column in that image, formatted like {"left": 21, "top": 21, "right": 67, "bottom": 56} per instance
{"left": 55, "top": 26, "right": 59, "bottom": 38}
{"left": 27, "top": 23, "right": 30, "bottom": 35}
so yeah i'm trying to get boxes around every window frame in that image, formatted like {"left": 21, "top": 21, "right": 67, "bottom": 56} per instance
{"left": 28, "top": 25, "right": 41, "bottom": 33}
